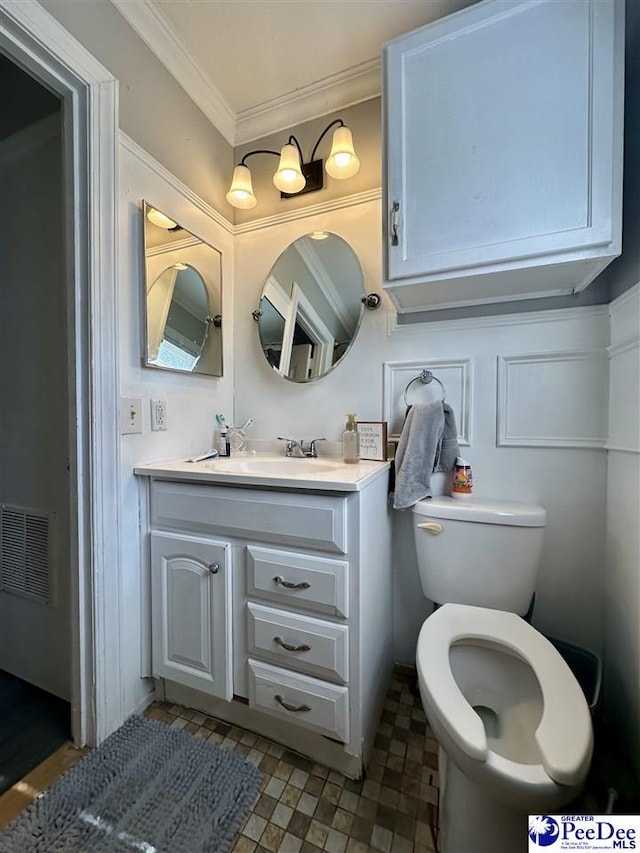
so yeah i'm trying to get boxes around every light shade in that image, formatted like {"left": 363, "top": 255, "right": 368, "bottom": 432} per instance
{"left": 273, "top": 144, "right": 306, "bottom": 194}
{"left": 325, "top": 126, "right": 360, "bottom": 180}
{"left": 147, "top": 208, "right": 178, "bottom": 229}
{"left": 226, "top": 164, "right": 257, "bottom": 209}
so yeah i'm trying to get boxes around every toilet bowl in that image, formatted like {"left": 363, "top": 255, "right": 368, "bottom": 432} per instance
{"left": 417, "top": 604, "right": 593, "bottom": 852}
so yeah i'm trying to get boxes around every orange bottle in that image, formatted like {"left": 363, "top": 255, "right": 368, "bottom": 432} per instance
{"left": 451, "top": 457, "right": 473, "bottom": 498}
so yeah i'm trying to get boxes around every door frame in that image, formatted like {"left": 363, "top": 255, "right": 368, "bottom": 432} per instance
{"left": 0, "top": 0, "right": 122, "bottom": 745}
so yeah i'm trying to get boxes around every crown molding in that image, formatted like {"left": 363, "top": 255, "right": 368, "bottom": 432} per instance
{"left": 111, "top": 0, "right": 236, "bottom": 145}
{"left": 112, "top": 0, "right": 380, "bottom": 146}
{"left": 235, "top": 59, "right": 381, "bottom": 145}
{"left": 145, "top": 235, "right": 202, "bottom": 257}
{"left": 234, "top": 188, "right": 381, "bottom": 235}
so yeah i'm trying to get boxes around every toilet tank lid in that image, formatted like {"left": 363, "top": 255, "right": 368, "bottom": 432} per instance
{"left": 412, "top": 496, "right": 547, "bottom": 527}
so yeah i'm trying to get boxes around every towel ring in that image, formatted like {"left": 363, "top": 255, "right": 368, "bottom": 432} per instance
{"left": 403, "top": 370, "right": 446, "bottom": 407}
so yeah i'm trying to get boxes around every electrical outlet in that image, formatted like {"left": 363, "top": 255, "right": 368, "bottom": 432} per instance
{"left": 120, "top": 397, "right": 143, "bottom": 434}
{"left": 151, "top": 399, "right": 167, "bottom": 431}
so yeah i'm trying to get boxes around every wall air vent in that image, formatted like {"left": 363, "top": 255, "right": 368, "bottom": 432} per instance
{"left": 0, "top": 505, "right": 52, "bottom": 604}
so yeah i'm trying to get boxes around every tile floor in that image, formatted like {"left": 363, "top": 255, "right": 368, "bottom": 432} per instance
{"left": 146, "top": 670, "right": 439, "bottom": 853}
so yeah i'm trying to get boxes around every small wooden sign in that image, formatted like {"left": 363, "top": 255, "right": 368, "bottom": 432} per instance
{"left": 357, "top": 421, "right": 388, "bottom": 461}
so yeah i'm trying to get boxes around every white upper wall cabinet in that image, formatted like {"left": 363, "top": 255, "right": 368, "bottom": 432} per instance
{"left": 383, "top": 0, "right": 624, "bottom": 313}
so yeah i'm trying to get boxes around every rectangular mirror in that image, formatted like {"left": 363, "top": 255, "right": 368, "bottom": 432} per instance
{"left": 143, "top": 200, "right": 222, "bottom": 376}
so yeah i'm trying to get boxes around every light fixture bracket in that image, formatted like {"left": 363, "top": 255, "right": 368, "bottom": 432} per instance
{"left": 280, "top": 159, "right": 324, "bottom": 199}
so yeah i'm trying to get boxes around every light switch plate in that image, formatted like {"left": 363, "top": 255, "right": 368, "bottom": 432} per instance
{"left": 120, "top": 397, "right": 143, "bottom": 434}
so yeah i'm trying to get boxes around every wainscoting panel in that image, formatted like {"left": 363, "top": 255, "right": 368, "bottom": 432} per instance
{"left": 383, "top": 359, "right": 472, "bottom": 442}
{"left": 607, "top": 285, "right": 640, "bottom": 454}
{"left": 497, "top": 351, "right": 608, "bottom": 447}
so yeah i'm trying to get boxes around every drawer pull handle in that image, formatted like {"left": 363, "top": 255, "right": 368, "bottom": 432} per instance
{"left": 274, "top": 575, "right": 310, "bottom": 590}
{"left": 274, "top": 694, "right": 311, "bottom": 713}
{"left": 274, "top": 636, "right": 311, "bottom": 653}
{"left": 208, "top": 563, "right": 220, "bottom": 573}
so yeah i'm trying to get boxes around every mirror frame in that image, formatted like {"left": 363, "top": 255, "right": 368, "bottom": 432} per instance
{"left": 256, "top": 232, "right": 366, "bottom": 383}
{"left": 142, "top": 200, "right": 223, "bottom": 376}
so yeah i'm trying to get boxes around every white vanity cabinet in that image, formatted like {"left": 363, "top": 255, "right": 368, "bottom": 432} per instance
{"left": 383, "top": 0, "right": 624, "bottom": 313}
{"left": 139, "top": 459, "right": 392, "bottom": 777}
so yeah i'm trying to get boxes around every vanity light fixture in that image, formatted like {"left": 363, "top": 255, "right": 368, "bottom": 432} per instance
{"left": 146, "top": 207, "right": 179, "bottom": 230}
{"left": 309, "top": 231, "right": 330, "bottom": 240}
{"left": 226, "top": 119, "right": 360, "bottom": 210}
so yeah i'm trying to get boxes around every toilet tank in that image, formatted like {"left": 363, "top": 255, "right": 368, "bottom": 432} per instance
{"left": 412, "top": 497, "right": 546, "bottom": 615}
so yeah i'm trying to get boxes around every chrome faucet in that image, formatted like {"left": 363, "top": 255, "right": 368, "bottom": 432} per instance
{"left": 277, "top": 437, "right": 326, "bottom": 458}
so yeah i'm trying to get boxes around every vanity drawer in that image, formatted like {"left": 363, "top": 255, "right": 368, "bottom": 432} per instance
{"left": 248, "top": 659, "right": 349, "bottom": 743}
{"left": 151, "top": 481, "right": 347, "bottom": 554}
{"left": 247, "top": 603, "right": 348, "bottom": 683}
{"left": 246, "top": 546, "right": 348, "bottom": 618}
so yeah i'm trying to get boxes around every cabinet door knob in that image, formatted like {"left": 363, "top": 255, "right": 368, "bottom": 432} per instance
{"left": 274, "top": 694, "right": 311, "bottom": 713}
{"left": 274, "top": 636, "right": 311, "bottom": 653}
{"left": 208, "top": 563, "right": 220, "bottom": 573}
{"left": 390, "top": 201, "right": 400, "bottom": 247}
{"left": 273, "top": 575, "right": 310, "bottom": 590}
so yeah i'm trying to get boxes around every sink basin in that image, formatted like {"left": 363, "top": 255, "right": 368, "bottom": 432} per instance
{"left": 136, "top": 453, "right": 387, "bottom": 491}
{"left": 211, "top": 457, "right": 345, "bottom": 476}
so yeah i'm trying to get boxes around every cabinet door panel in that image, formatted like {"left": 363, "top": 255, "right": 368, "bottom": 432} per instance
{"left": 151, "top": 532, "right": 231, "bottom": 699}
{"left": 383, "top": 0, "right": 623, "bottom": 307}
{"left": 394, "top": 1, "right": 590, "bottom": 268}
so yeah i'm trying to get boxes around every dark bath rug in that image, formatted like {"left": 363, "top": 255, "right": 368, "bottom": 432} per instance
{"left": 0, "top": 714, "right": 262, "bottom": 852}
{"left": 0, "top": 670, "right": 70, "bottom": 797}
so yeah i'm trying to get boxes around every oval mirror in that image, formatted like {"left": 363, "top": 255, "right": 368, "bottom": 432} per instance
{"left": 143, "top": 200, "right": 222, "bottom": 376}
{"left": 256, "top": 233, "right": 364, "bottom": 382}
{"left": 147, "top": 264, "right": 210, "bottom": 371}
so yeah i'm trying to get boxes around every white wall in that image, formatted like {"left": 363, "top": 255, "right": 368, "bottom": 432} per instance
{"left": 234, "top": 197, "right": 611, "bottom": 662}
{"left": 117, "top": 135, "right": 235, "bottom": 715}
{"left": 604, "top": 283, "right": 640, "bottom": 780}
{"left": 0, "top": 115, "right": 70, "bottom": 700}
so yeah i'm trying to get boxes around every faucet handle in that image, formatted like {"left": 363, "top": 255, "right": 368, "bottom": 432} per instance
{"left": 277, "top": 437, "right": 300, "bottom": 456}
{"left": 308, "top": 438, "right": 326, "bottom": 457}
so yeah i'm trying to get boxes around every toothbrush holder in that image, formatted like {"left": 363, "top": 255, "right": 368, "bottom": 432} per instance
{"left": 227, "top": 427, "right": 248, "bottom": 454}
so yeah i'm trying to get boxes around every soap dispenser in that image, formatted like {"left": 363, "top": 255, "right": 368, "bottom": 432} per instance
{"left": 343, "top": 413, "right": 360, "bottom": 464}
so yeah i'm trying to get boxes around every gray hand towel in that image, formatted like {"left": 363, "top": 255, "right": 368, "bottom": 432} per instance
{"left": 434, "top": 403, "right": 460, "bottom": 472}
{"left": 393, "top": 401, "right": 445, "bottom": 510}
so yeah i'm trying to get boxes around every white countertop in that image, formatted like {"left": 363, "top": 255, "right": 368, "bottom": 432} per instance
{"left": 134, "top": 453, "right": 391, "bottom": 492}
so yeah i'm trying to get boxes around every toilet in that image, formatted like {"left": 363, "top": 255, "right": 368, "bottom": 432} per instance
{"left": 412, "top": 497, "right": 593, "bottom": 853}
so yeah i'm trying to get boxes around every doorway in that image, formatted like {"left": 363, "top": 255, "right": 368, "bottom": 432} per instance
{"left": 0, "top": 0, "right": 122, "bottom": 749}
{"left": 0, "top": 53, "right": 71, "bottom": 791}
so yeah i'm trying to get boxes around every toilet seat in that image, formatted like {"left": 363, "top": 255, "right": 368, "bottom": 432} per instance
{"left": 417, "top": 603, "right": 593, "bottom": 787}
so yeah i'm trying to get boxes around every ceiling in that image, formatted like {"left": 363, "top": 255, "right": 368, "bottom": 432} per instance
{"left": 112, "top": 0, "right": 474, "bottom": 146}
